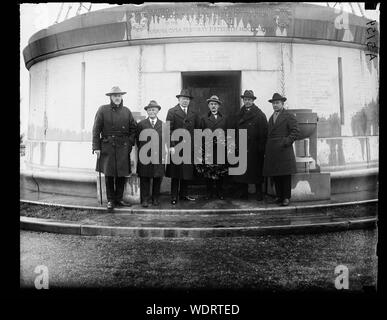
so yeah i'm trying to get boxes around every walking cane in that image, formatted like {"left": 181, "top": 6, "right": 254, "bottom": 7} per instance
{"left": 97, "top": 153, "right": 103, "bottom": 206}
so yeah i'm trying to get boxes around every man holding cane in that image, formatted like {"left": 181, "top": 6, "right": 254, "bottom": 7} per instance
{"left": 92, "top": 86, "right": 137, "bottom": 211}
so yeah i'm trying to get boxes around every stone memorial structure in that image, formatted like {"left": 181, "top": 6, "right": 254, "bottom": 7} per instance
{"left": 21, "top": 2, "right": 379, "bottom": 201}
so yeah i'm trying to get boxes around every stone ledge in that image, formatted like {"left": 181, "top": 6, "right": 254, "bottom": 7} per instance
{"left": 20, "top": 216, "right": 377, "bottom": 238}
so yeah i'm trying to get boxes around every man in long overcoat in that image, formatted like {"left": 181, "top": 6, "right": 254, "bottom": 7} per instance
{"left": 92, "top": 86, "right": 137, "bottom": 210}
{"left": 263, "top": 93, "right": 300, "bottom": 206}
{"left": 233, "top": 90, "right": 268, "bottom": 201}
{"left": 166, "top": 89, "right": 200, "bottom": 205}
{"left": 199, "top": 95, "right": 229, "bottom": 200}
{"left": 136, "top": 100, "right": 165, "bottom": 207}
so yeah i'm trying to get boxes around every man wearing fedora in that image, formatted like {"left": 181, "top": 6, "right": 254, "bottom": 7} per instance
{"left": 166, "top": 89, "right": 200, "bottom": 205}
{"left": 136, "top": 100, "right": 165, "bottom": 207}
{"left": 199, "top": 95, "right": 229, "bottom": 200}
{"left": 233, "top": 90, "right": 268, "bottom": 201}
{"left": 263, "top": 93, "right": 300, "bottom": 206}
{"left": 92, "top": 86, "right": 137, "bottom": 210}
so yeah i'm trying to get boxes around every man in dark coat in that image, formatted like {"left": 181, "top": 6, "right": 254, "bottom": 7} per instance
{"left": 136, "top": 100, "right": 165, "bottom": 207}
{"left": 233, "top": 90, "right": 268, "bottom": 201}
{"left": 199, "top": 95, "right": 229, "bottom": 200}
{"left": 166, "top": 89, "right": 200, "bottom": 205}
{"left": 92, "top": 86, "right": 137, "bottom": 210}
{"left": 263, "top": 93, "right": 300, "bottom": 206}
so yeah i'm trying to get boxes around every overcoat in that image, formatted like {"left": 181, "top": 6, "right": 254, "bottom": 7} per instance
{"left": 233, "top": 104, "right": 268, "bottom": 184}
{"left": 199, "top": 111, "right": 229, "bottom": 165}
{"left": 165, "top": 104, "right": 200, "bottom": 180}
{"left": 136, "top": 118, "right": 165, "bottom": 178}
{"left": 263, "top": 108, "right": 300, "bottom": 176}
{"left": 92, "top": 102, "right": 137, "bottom": 177}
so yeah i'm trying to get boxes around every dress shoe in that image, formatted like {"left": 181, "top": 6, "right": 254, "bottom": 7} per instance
{"left": 152, "top": 199, "right": 160, "bottom": 206}
{"left": 141, "top": 201, "right": 149, "bottom": 208}
{"left": 281, "top": 198, "right": 290, "bottom": 206}
{"left": 171, "top": 199, "right": 177, "bottom": 205}
{"left": 107, "top": 201, "right": 114, "bottom": 211}
{"left": 267, "top": 197, "right": 282, "bottom": 204}
{"left": 115, "top": 200, "right": 131, "bottom": 207}
{"left": 180, "top": 195, "right": 196, "bottom": 201}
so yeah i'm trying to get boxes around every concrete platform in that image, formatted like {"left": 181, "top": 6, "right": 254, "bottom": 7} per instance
{"left": 20, "top": 188, "right": 378, "bottom": 238}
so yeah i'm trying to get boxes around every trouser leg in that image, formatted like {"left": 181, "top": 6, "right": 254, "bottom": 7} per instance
{"left": 215, "top": 178, "right": 223, "bottom": 196}
{"left": 206, "top": 178, "right": 214, "bottom": 195}
{"left": 115, "top": 176, "right": 126, "bottom": 202}
{"left": 171, "top": 178, "right": 179, "bottom": 200}
{"left": 255, "top": 182, "right": 263, "bottom": 196}
{"left": 255, "top": 181, "right": 263, "bottom": 200}
{"left": 105, "top": 176, "right": 115, "bottom": 202}
{"left": 179, "top": 179, "right": 188, "bottom": 198}
{"left": 152, "top": 177, "right": 162, "bottom": 201}
{"left": 240, "top": 183, "right": 248, "bottom": 197}
{"left": 273, "top": 176, "right": 283, "bottom": 200}
{"left": 282, "top": 175, "right": 292, "bottom": 199}
{"left": 140, "top": 177, "right": 151, "bottom": 203}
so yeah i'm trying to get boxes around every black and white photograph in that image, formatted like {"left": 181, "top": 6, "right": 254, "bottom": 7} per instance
{"left": 19, "top": 1, "right": 380, "bottom": 308}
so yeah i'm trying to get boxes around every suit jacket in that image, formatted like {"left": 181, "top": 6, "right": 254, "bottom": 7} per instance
{"left": 233, "top": 104, "right": 268, "bottom": 183}
{"left": 199, "top": 111, "right": 229, "bottom": 165}
{"left": 136, "top": 117, "right": 165, "bottom": 178}
{"left": 165, "top": 104, "right": 200, "bottom": 179}
{"left": 263, "top": 108, "right": 300, "bottom": 176}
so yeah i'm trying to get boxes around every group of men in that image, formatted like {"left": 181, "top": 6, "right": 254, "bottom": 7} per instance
{"left": 92, "top": 86, "right": 300, "bottom": 210}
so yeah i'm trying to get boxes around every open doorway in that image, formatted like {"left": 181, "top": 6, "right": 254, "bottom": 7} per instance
{"left": 181, "top": 71, "right": 241, "bottom": 119}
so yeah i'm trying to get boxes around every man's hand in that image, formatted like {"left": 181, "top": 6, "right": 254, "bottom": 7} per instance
{"left": 94, "top": 150, "right": 101, "bottom": 158}
{"left": 169, "top": 147, "right": 175, "bottom": 155}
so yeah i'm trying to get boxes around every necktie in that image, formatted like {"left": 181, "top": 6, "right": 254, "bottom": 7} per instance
{"left": 151, "top": 119, "right": 155, "bottom": 127}
{"left": 273, "top": 112, "right": 279, "bottom": 123}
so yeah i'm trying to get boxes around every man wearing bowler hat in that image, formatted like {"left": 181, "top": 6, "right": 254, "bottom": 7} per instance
{"left": 166, "top": 89, "right": 200, "bottom": 205}
{"left": 263, "top": 93, "right": 300, "bottom": 206}
{"left": 92, "top": 86, "right": 137, "bottom": 211}
{"left": 233, "top": 90, "right": 268, "bottom": 201}
{"left": 136, "top": 100, "right": 165, "bottom": 207}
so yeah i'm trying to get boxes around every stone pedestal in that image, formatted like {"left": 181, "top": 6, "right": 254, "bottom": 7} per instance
{"left": 96, "top": 174, "right": 141, "bottom": 204}
{"left": 267, "top": 172, "right": 331, "bottom": 202}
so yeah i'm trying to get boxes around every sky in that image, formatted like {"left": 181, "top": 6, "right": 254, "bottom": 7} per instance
{"left": 19, "top": 2, "right": 380, "bottom": 136}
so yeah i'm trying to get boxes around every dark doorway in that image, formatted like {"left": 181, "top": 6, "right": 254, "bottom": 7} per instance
{"left": 181, "top": 71, "right": 241, "bottom": 189}
{"left": 181, "top": 71, "right": 241, "bottom": 119}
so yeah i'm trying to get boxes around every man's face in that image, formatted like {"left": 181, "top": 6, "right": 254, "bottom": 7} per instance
{"left": 146, "top": 107, "right": 159, "bottom": 119}
{"left": 208, "top": 101, "right": 219, "bottom": 114}
{"left": 111, "top": 94, "right": 122, "bottom": 105}
{"left": 272, "top": 100, "right": 284, "bottom": 112}
{"left": 178, "top": 96, "right": 190, "bottom": 107}
{"left": 243, "top": 98, "right": 254, "bottom": 108}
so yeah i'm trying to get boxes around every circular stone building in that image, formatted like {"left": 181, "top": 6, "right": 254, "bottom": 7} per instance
{"left": 21, "top": 2, "right": 379, "bottom": 201}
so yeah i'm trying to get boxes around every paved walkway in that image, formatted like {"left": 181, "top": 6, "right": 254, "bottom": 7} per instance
{"left": 20, "top": 188, "right": 378, "bottom": 238}
{"left": 20, "top": 188, "right": 377, "bottom": 212}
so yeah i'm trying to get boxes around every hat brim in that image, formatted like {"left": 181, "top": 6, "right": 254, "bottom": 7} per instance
{"left": 241, "top": 95, "right": 256, "bottom": 100}
{"left": 176, "top": 94, "right": 193, "bottom": 99}
{"left": 144, "top": 105, "right": 161, "bottom": 110}
{"left": 206, "top": 99, "right": 222, "bottom": 105}
{"left": 106, "top": 92, "right": 126, "bottom": 96}
{"left": 268, "top": 98, "right": 287, "bottom": 103}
